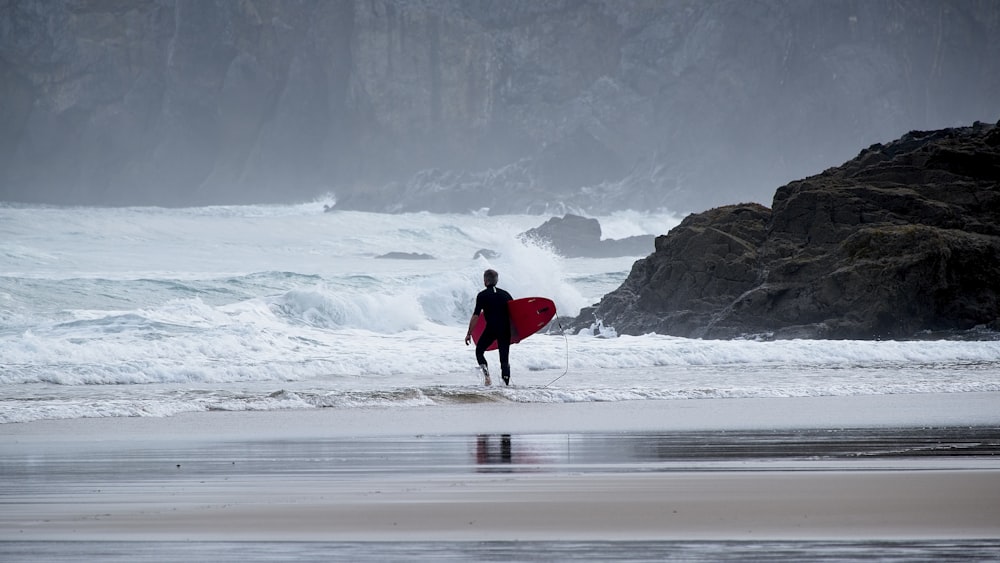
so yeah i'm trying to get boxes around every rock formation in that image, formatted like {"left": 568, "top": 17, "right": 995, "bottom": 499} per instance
{"left": 518, "top": 214, "right": 654, "bottom": 258}
{"left": 572, "top": 121, "right": 1000, "bottom": 339}
{"left": 2, "top": 1, "right": 999, "bottom": 213}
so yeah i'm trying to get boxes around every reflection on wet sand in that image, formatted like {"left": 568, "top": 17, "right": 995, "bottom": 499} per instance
{"left": 475, "top": 434, "right": 512, "bottom": 471}
{"left": 2, "top": 408, "right": 998, "bottom": 557}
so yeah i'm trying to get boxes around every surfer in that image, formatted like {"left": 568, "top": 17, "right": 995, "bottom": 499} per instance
{"left": 465, "top": 268, "right": 513, "bottom": 386}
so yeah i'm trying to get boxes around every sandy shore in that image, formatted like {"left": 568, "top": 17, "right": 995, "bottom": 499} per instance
{"left": 4, "top": 470, "right": 998, "bottom": 541}
{"left": 2, "top": 393, "right": 999, "bottom": 543}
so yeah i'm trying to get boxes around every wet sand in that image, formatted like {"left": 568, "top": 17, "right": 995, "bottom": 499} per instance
{"left": 2, "top": 393, "right": 999, "bottom": 545}
{"left": 5, "top": 469, "right": 997, "bottom": 541}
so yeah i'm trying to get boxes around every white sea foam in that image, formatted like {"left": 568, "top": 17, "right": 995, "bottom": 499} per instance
{"left": 1, "top": 202, "right": 998, "bottom": 423}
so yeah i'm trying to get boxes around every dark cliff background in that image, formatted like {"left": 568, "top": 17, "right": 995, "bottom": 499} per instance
{"left": 2, "top": 0, "right": 998, "bottom": 213}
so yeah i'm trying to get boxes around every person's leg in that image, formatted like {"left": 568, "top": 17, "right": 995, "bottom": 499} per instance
{"left": 475, "top": 334, "right": 493, "bottom": 385}
{"left": 498, "top": 336, "right": 511, "bottom": 385}
{"left": 475, "top": 340, "right": 488, "bottom": 367}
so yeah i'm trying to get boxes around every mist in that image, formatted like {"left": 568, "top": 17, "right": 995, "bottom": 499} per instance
{"left": 1, "top": 0, "right": 998, "bottom": 214}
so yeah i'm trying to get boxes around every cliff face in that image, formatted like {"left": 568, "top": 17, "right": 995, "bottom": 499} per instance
{"left": 1, "top": 1, "right": 999, "bottom": 212}
{"left": 573, "top": 121, "right": 1000, "bottom": 339}
{"left": 1, "top": 0, "right": 358, "bottom": 205}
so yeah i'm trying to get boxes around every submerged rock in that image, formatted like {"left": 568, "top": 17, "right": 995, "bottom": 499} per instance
{"left": 375, "top": 252, "right": 435, "bottom": 260}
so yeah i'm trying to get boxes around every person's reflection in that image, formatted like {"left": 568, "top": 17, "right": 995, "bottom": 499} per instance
{"left": 475, "top": 434, "right": 512, "bottom": 471}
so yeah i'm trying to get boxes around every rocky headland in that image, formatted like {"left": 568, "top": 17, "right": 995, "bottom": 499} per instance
{"left": 572, "top": 121, "right": 1000, "bottom": 340}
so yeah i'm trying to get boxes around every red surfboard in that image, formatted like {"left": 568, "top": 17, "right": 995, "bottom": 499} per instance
{"left": 471, "top": 297, "right": 557, "bottom": 351}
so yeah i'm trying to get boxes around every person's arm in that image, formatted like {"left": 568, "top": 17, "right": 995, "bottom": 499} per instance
{"left": 465, "top": 313, "right": 479, "bottom": 345}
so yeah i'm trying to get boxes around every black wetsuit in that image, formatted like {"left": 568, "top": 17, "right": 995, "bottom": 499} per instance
{"left": 473, "top": 285, "right": 513, "bottom": 370}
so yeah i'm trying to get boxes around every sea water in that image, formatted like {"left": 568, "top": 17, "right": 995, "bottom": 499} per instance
{"left": 2, "top": 200, "right": 999, "bottom": 424}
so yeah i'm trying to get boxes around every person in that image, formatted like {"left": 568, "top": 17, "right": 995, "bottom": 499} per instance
{"left": 465, "top": 268, "right": 513, "bottom": 386}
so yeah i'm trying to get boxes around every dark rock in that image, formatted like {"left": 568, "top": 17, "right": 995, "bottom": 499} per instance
{"left": 573, "top": 204, "right": 770, "bottom": 335}
{"left": 572, "top": 122, "right": 1000, "bottom": 339}
{"left": 519, "top": 214, "right": 655, "bottom": 258}
{"left": 520, "top": 215, "right": 602, "bottom": 256}
{"left": 375, "top": 252, "right": 435, "bottom": 260}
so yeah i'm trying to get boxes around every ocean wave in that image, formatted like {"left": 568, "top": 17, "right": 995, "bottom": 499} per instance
{"left": 270, "top": 287, "right": 430, "bottom": 332}
{"left": 4, "top": 325, "right": 1000, "bottom": 386}
{"left": 3, "top": 204, "right": 998, "bottom": 424}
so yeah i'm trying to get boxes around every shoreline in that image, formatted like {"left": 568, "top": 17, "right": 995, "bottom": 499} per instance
{"left": 2, "top": 393, "right": 999, "bottom": 544}
{"left": 4, "top": 392, "right": 1000, "bottom": 444}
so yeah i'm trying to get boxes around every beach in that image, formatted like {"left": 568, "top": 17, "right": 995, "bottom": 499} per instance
{"left": 3, "top": 202, "right": 1000, "bottom": 561}
{"left": 2, "top": 393, "right": 999, "bottom": 560}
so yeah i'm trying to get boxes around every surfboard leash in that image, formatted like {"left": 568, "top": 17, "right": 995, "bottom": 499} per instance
{"left": 543, "top": 317, "right": 570, "bottom": 387}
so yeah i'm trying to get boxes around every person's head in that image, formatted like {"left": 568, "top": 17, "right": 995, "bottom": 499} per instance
{"left": 483, "top": 269, "right": 499, "bottom": 287}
